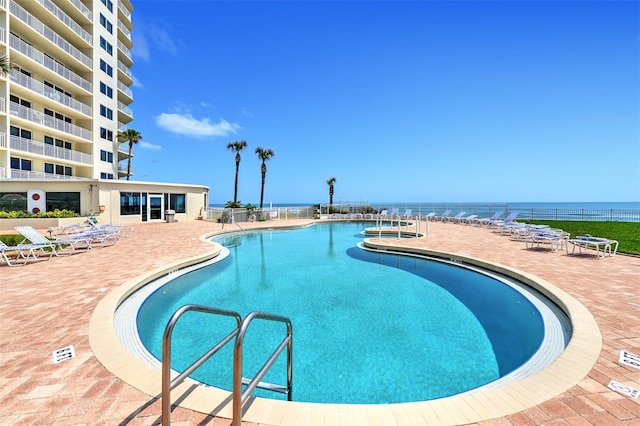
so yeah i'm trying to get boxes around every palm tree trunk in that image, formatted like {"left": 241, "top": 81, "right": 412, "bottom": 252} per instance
{"left": 259, "top": 171, "right": 266, "bottom": 209}
{"left": 233, "top": 161, "right": 240, "bottom": 202}
{"left": 126, "top": 141, "right": 133, "bottom": 181}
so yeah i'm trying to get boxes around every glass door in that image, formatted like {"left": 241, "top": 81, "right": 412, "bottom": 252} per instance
{"left": 148, "top": 194, "right": 164, "bottom": 221}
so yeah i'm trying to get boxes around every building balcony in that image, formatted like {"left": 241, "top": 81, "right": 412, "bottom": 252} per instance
{"left": 9, "top": 33, "right": 92, "bottom": 92}
{"left": 9, "top": 134, "right": 92, "bottom": 165}
{"left": 10, "top": 0, "right": 92, "bottom": 69}
{"left": 9, "top": 169, "right": 88, "bottom": 180}
{"left": 35, "top": 0, "right": 92, "bottom": 45}
{"left": 67, "top": 0, "right": 91, "bottom": 23}
{"left": 118, "top": 163, "right": 133, "bottom": 176}
{"left": 117, "top": 60, "right": 133, "bottom": 86}
{"left": 118, "top": 101, "right": 133, "bottom": 121}
{"left": 9, "top": 101, "right": 92, "bottom": 141}
{"left": 10, "top": 71, "right": 92, "bottom": 116}
{"left": 117, "top": 40, "right": 133, "bottom": 66}
{"left": 117, "top": 20, "right": 132, "bottom": 48}
{"left": 117, "top": 81, "right": 133, "bottom": 103}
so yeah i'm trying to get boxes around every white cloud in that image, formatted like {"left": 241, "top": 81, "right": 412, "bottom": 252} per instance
{"left": 156, "top": 113, "right": 241, "bottom": 138}
{"left": 139, "top": 141, "right": 162, "bottom": 150}
{"left": 131, "top": 73, "right": 144, "bottom": 89}
{"left": 131, "top": 20, "right": 177, "bottom": 62}
{"left": 240, "top": 107, "right": 254, "bottom": 118}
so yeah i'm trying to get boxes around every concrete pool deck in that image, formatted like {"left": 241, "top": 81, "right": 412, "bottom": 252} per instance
{"left": 1, "top": 219, "right": 639, "bottom": 425}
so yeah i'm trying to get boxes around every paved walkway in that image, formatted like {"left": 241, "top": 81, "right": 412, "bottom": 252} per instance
{"left": 1, "top": 219, "right": 638, "bottom": 425}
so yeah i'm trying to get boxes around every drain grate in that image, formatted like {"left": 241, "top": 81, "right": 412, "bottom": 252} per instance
{"left": 619, "top": 350, "right": 640, "bottom": 370}
{"left": 52, "top": 345, "right": 75, "bottom": 363}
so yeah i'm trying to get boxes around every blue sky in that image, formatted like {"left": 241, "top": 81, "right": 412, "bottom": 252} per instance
{"left": 128, "top": 0, "right": 639, "bottom": 205}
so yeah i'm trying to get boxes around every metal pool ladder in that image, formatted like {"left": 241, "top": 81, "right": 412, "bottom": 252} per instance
{"left": 161, "top": 304, "right": 293, "bottom": 426}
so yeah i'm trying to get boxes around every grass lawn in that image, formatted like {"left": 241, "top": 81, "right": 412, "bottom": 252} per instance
{"left": 523, "top": 220, "right": 640, "bottom": 256}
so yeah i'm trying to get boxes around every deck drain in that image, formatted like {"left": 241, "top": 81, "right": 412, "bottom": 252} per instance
{"left": 619, "top": 350, "right": 640, "bottom": 369}
{"left": 52, "top": 345, "right": 75, "bottom": 363}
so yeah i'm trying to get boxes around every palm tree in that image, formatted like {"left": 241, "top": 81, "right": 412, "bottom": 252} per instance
{"left": 117, "top": 128, "right": 142, "bottom": 181}
{"left": 327, "top": 177, "right": 336, "bottom": 208}
{"left": 0, "top": 55, "right": 15, "bottom": 76}
{"left": 255, "top": 147, "right": 275, "bottom": 209}
{"left": 227, "top": 140, "right": 248, "bottom": 203}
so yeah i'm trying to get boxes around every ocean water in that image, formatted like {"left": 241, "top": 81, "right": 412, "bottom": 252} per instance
{"left": 211, "top": 201, "right": 640, "bottom": 222}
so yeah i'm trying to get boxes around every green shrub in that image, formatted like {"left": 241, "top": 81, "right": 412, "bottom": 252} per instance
{"left": 0, "top": 209, "right": 79, "bottom": 219}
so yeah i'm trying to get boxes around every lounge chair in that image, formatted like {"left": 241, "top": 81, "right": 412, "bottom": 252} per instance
{"left": 460, "top": 214, "right": 479, "bottom": 224}
{"left": 525, "top": 229, "right": 570, "bottom": 252}
{"left": 490, "top": 212, "right": 519, "bottom": 230}
{"left": 15, "top": 226, "right": 93, "bottom": 255}
{"left": 0, "top": 240, "right": 52, "bottom": 266}
{"left": 400, "top": 209, "right": 413, "bottom": 220}
{"left": 423, "top": 212, "right": 436, "bottom": 221}
{"left": 447, "top": 212, "right": 467, "bottom": 223}
{"left": 473, "top": 211, "right": 503, "bottom": 226}
{"left": 566, "top": 235, "right": 619, "bottom": 259}
{"left": 435, "top": 209, "right": 452, "bottom": 221}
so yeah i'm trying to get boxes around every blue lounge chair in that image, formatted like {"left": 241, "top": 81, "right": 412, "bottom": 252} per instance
{"left": 447, "top": 211, "right": 467, "bottom": 222}
{"left": 435, "top": 209, "right": 452, "bottom": 221}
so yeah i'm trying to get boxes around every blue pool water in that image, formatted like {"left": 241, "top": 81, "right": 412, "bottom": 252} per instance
{"left": 136, "top": 222, "right": 544, "bottom": 404}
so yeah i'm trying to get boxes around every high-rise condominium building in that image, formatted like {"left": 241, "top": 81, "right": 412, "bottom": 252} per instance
{"left": 1, "top": 0, "right": 134, "bottom": 181}
{"left": 0, "top": 0, "right": 208, "bottom": 224}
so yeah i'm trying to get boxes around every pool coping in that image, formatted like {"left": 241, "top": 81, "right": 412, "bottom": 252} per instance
{"left": 89, "top": 221, "right": 603, "bottom": 425}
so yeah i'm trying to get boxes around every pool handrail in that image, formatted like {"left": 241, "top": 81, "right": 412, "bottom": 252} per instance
{"left": 161, "top": 304, "right": 243, "bottom": 426}
{"left": 233, "top": 311, "right": 293, "bottom": 426}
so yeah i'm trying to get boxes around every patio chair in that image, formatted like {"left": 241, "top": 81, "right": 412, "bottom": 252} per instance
{"left": 435, "top": 209, "right": 452, "bottom": 221}
{"left": 460, "top": 214, "right": 479, "bottom": 224}
{"left": 400, "top": 209, "right": 413, "bottom": 220}
{"left": 473, "top": 211, "right": 503, "bottom": 226}
{"left": 0, "top": 240, "right": 52, "bottom": 266}
{"left": 566, "top": 235, "right": 619, "bottom": 259}
{"left": 15, "top": 226, "right": 93, "bottom": 256}
{"left": 446, "top": 211, "right": 467, "bottom": 223}
{"left": 490, "top": 212, "right": 519, "bottom": 229}
{"left": 525, "top": 229, "right": 570, "bottom": 252}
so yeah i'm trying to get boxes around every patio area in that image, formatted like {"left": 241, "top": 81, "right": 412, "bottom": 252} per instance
{"left": 1, "top": 219, "right": 638, "bottom": 425}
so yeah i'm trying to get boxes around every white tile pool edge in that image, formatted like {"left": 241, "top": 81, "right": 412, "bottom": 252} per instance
{"left": 89, "top": 225, "right": 602, "bottom": 425}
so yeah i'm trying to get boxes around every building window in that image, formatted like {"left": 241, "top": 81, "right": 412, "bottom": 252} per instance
{"left": 101, "top": 0, "right": 113, "bottom": 13}
{"left": 100, "top": 127, "right": 113, "bottom": 141}
{"left": 10, "top": 157, "right": 31, "bottom": 171}
{"left": 100, "top": 82, "right": 113, "bottom": 98}
{"left": 46, "top": 192, "right": 80, "bottom": 213}
{"left": 120, "top": 192, "right": 141, "bottom": 216}
{"left": 100, "top": 14, "right": 113, "bottom": 33}
{"left": 100, "top": 105, "right": 113, "bottom": 120}
{"left": 165, "top": 193, "right": 186, "bottom": 213}
{"left": 100, "top": 59, "right": 113, "bottom": 76}
{"left": 100, "top": 172, "right": 114, "bottom": 179}
{"left": 10, "top": 126, "right": 32, "bottom": 140}
{"left": 0, "top": 192, "right": 28, "bottom": 212}
{"left": 44, "top": 108, "right": 72, "bottom": 124}
{"left": 44, "top": 135, "right": 72, "bottom": 150}
{"left": 100, "top": 36, "right": 113, "bottom": 55}
{"left": 44, "top": 163, "right": 73, "bottom": 177}
{"left": 100, "top": 150, "right": 113, "bottom": 163}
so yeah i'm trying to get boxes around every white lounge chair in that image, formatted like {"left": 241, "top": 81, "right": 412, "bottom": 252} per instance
{"left": 460, "top": 214, "right": 479, "bottom": 224}
{"left": 525, "top": 229, "right": 570, "bottom": 252}
{"left": 435, "top": 209, "right": 452, "bottom": 221}
{"left": 400, "top": 209, "right": 413, "bottom": 220}
{"left": 15, "top": 226, "right": 93, "bottom": 255}
{"left": 0, "top": 240, "right": 53, "bottom": 266}
{"left": 473, "top": 211, "right": 503, "bottom": 226}
{"left": 566, "top": 235, "right": 619, "bottom": 259}
{"left": 447, "top": 212, "right": 467, "bottom": 223}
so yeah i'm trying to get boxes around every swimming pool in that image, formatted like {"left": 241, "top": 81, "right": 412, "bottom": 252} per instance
{"left": 117, "top": 222, "right": 570, "bottom": 405}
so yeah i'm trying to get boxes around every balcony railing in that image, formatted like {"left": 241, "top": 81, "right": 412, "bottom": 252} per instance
{"left": 10, "top": 72, "right": 92, "bottom": 116}
{"left": 118, "top": 2, "right": 132, "bottom": 20}
{"left": 9, "top": 33, "right": 92, "bottom": 92}
{"left": 10, "top": 1, "right": 92, "bottom": 68}
{"left": 118, "top": 163, "right": 133, "bottom": 174}
{"left": 35, "top": 0, "right": 92, "bottom": 45}
{"left": 117, "top": 60, "right": 133, "bottom": 80}
{"left": 118, "top": 101, "right": 133, "bottom": 118}
{"left": 117, "top": 40, "right": 132, "bottom": 62}
{"left": 0, "top": 27, "right": 5, "bottom": 44}
{"left": 10, "top": 169, "right": 87, "bottom": 180}
{"left": 117, "top": 80, "right": 133, "bottom": 99}
{"left": 69, "top": 0, "right": 91, "bottom": 21}
{"left": 0, "top": 96, "right": 5, "bottom": 113}
{"left": 117, "top": 20, "right": 131, "bottom": 40}
{"left": 0, "top": 167, "right": 5, "bottom": 178}
{"left": 10, "top": 135, "right": 92, "bottom": 165}
{"left": 0, "top": 132, "right": 6, "bottom": 148}
{"left": 10, "top": 101, "right": 92, "bottom": 141}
